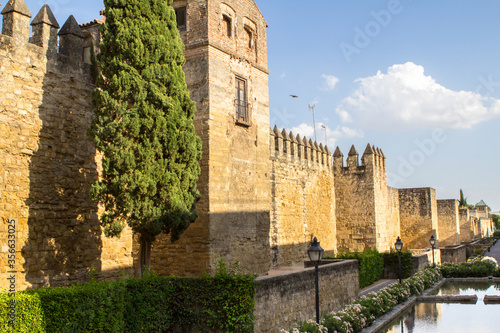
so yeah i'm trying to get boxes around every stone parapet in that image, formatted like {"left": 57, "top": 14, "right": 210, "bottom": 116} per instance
{"left": 440, "top": 245, "right": 467, "bottom": 264}
{"left": 254, "top": 259, "right": 359, "bottom": 333}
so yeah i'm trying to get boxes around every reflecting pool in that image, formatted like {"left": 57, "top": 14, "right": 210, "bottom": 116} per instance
{"left": 380, "top": 282, "right": 500, "bottom": 333}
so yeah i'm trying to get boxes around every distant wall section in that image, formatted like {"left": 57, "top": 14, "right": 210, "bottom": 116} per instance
{"left": 399, "top": 188, "right": 438, "bottom": 249}
{"left": 437, "top": 199, "right": 459, "bottom": 246}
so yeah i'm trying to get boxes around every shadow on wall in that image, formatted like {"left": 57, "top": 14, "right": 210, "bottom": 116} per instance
{"left": 22, "top": 56, "right": 103, "bottom": 288}
{"left": 271, "top": 241, "right": 336, "bottom": 269}
{"left": 209, "top": 211, "right": 272, "bottom": 276}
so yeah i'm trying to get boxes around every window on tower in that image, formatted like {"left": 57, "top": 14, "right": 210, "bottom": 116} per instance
{"left": 222, "top": 14, "right": 232, "bottom": 37}
{"left": 244, "top": 26, "right": 253, "bottom": 48}
{"left": 235, "top": 77, "right": 249, "bottom": 124}
{"left": 175, "top": 7, "right": 186, "bottom": 31}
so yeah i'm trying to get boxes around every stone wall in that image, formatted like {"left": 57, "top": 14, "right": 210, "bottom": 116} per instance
{"left": 333, "top": 144, "right": 400, "bottom": 252}
{"left": 459, "top": 208, "right": 472, "bottom": 242}
{"left": 0, "top": 3, "right": 133, "bottom": 290}
{"left": 269, "top": 126, "right": 335, "bottom": 268}
{"left": 480, "top": 218, "right": 494, "bottom": 238}
{"left": 151, "top": 0, "right": 272, "bottom": 276}
{"left": 437, "top": 200, "right": 459, "bottom": 246}
{"left": 334, "top": 146, "right": 376, "bottom": 251}
{"left": 399, "top": 188, "right": 438, "bottom": 249}
{"left": 254, "top": 260, "right": 359, "bottom": 333}
{"left": 440, "top": 245, "right": 466, "bottom": 264}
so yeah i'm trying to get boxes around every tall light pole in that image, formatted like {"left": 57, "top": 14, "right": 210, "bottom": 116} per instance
{"left": 430, "top": 235, "right": 436, "bottom": 267}
{"left": 395, "top": 236, "right": 403, "bottom": 284}
{"left": 308, "top": 237, "right": 324, "bottom": 324}
{"left": 321, "top": 124, "right": 327, "bottom": 146}
{"left": 309, "top": 103, "right": 316, "bottom": 142}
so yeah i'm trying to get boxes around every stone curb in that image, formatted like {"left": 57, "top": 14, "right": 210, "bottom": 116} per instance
{"left": 360, "top": 278, "right": 445, "bottom": 333}
{"left": 359, "top": 296, "right": 417, "bottom": 333}
{"left": 417, "top": 295, "right": 478, "bottom": 303}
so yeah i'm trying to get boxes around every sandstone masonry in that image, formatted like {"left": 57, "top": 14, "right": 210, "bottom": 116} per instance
{"left": 0, "top": 0, "right": 487, "bottom": 292}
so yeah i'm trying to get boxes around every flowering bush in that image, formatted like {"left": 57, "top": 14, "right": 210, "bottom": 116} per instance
{"left": 482, "top": 256, "right": 499, "bottom": 267}
{"left": 281, "top": 268, "right": 442, "bottom": 333}
{"left": 440, "top": 256, "right": 500, "bottom": 277}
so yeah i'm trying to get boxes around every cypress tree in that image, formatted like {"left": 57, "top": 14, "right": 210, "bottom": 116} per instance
{"left": 89, "top": 0, "right": 201, "bottom": 274}
{"left": 459, "top": 189, "right": 467, "bottom": 207}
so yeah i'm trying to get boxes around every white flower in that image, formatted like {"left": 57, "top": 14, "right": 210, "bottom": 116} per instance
{"left": 482, "top": 256, "right": 499, "bottom": 267}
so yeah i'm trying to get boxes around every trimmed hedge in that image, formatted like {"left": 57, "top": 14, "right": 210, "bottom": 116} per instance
{"left": 383, "top": 250, "right": 413, "bottom": 279}
{"left": 0, "top": 273, "right": 255, "bottom": 333}
{"left": 333, "top": 249, "right": 384, "bottom": 289}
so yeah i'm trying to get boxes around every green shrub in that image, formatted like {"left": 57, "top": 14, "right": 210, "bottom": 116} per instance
{"left": 493, "top": 230, "right": 500, "bottom": 239}
{"left": 0, "top": 273, "right": 255, "bottom": 333}
{"left": 440, "top": 257, "right": 499, "bottom": 278}
{"left": 333, "top": 248, "right": 384, "bottom": 288}
{"left": 473, "top": 247, "right": 485, "bottom": 256}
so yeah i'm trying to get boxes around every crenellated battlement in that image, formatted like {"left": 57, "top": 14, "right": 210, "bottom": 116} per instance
{"left": 333, "top": 143, "right": 386, "bottom": 175}
{"left": 1, "top": 0, "right": 98, "bottom": 67}
{"left": 270, "top": 125, "right": 332, "bottom": 169}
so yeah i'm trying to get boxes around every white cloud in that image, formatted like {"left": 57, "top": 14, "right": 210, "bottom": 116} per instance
{"left": 289, "top": 122, "right": 363, "bottom": 148}
{"left": 280, "top": 72, "right": 286, "bottom": 79}
{"left": 335, "top": 62, "right": 500, "bottom": 130}
{"left": 320, "top": 74, "right": 339, "bottom": 91}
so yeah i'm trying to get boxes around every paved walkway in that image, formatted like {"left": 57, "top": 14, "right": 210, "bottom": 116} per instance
{"left": 485, "top": 239, "right": 500, "bottom": 262}
{"left": 360, "top": 279, "right": 398, "bottom": 297}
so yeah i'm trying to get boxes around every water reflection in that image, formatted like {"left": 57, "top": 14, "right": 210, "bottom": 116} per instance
{"left": 382, "top": 283, "right": 500, "bottom": 333}
{"left": 385, "top": 303, "right": 441, "bottom": 333}
{"left": 433, "top": 281, "right": 500, "bottom": 297}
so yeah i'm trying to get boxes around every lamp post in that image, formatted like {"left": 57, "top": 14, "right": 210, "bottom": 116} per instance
{"left": 308, "top": 237, "right": 324, "bottom": 324}
{"left": 430, "top": 235, "right": 436, "bottom": 267}
{"left": 395, "top": 236, "right": 403, "bottom": 284}
{"left": 309, "top": 104, "right": 317, "bottom": 142}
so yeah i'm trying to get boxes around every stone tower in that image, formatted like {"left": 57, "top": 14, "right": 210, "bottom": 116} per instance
{"left": 148, "top": 0, "right": 271, "bottom": 276}
{"left": 333, "top": 144, "right": 400, "bottom": 252}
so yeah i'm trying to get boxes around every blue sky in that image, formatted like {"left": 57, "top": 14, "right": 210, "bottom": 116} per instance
{"left": 8, "top": 0, "right": 500, "bottom": 210}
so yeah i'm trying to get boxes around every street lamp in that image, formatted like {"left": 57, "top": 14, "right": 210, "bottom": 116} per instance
{"left": 321, "top": 124, "right": 327, "bottom": 146}
{"left": 308, "top": 237, "right": 324, "bottom": 324}
{"left": 430, "top": 235, "right": 436, "bottom": 267}
{"left": 395, "top": 236, "right": 403, "bottom": 284}
{"left": 309, "top": 104, "right": 317, "bottom": 142}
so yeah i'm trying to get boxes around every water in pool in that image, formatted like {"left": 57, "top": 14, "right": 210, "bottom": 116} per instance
{"left": 381, "top": 282, "right": 500, "bottom": 333}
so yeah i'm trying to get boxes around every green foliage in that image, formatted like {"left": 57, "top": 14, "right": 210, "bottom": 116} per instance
{"left": 283, "top": 268, "right": 442, "bottom": 333}
{"left": 89, "top": 0, "right": 202, "bottom": 245}
{"left": 0, "top": 292, "right": 45, "bottom": 333}
{"left": 440, "top": 257, "right": 499, "bottom": 278}
{"left": 492, "top": 215, "right": 500, "bottom": 230}
{"left": 334, "top": 248, "right": 384, "bottom": 289}
{"left": 459, "top": 189, "right": 467, "bottom": 207}
{"left": 0, "top": 274, "right": 255, "bottom": 333}
{"left": 493, "top": 229, "right": 500, "bottom": 239}
{"left": 383, "top": 250, "right": 413, "bottom": 279}
{"left": 473, "top": 247, "right": 485, "bottom": 256}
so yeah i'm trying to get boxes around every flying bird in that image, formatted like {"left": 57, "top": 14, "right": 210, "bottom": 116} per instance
{"left": 290, "top": 95, "right": 298, "bottom": 98}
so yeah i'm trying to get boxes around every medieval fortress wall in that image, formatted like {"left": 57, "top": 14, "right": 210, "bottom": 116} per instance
{"left": 0, "top": 0, "right": 485, "bottom": 290}
{"left": 270, "top": 126, "right": 336, "bottom": 268}
{"left": 0, "top": 2, "right": 134, "bottom": 290}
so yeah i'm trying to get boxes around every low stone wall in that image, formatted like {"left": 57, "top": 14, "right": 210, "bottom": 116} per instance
{"left": 384, "top": 250, "right": 439, "bottom": 279}
{"left": 441, "top": 245, "right": 467, "bottom": 264}
{"left": 254, "top": 260, "right": 359, "bottom": 333}
{"left": 412, "top": 252, "right": 431, "bottom": 274}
